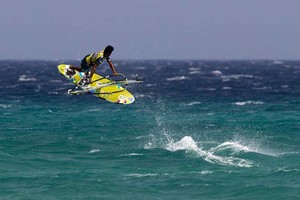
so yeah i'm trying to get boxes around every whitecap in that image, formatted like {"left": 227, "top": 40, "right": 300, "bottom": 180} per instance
{"left": 189, "top": 71, "right": 202, "bottom": 75}
{"left": 275, "top": 167, "right": 300, "bottom": 173}
{"left": 221, "top": 74, "right": 256, "bottom": 82}
{"left": 222, "top": 87, "right": 232, "bottom": 90}
{"left": 166, "top": 76, "right": 189, "bottom": 81}
{"left": 89, "top": 149, "right": 100, "bottom": 153}
{"left": 234, "top": 101, "right": 264, "bottom": 106}
{"left": 197, "top": 88, "right": 216, "bottom": 91}
{"left": 145, "top": 84, "right": 157, "bottom": 87}
{"left": 188, "top": 67, "right": 202, "bottom": 75}
{"left": 273, "top": 60, "right": 284, "bottom": 65}
{"left": 18, "top": 75, "right": 37, "bottom": 82}
{"left": 125, "top": 173, "right": 159, "bottom": 178}
{"left": 119, "top": 153, "right": 143, "bottom": 157}
{"left": 144, "top": 142, "right": 155, "bottom": 149}
{"left": 212, "top": 70, "right": 223, "bottom": 76}
{"left": 0, "top": 104, "right": 12, "bottom": 109}
{"left": 88, "top": 108, "right": 102, "bottom": 112}
{"left": 281, "top": 85, "right": 289, "bottom": 88}
{"left": 226, "top": 74, "right": 254, "bottom": 79}
{"left": 199, "top": 170, "right": 213, "bottom": 175}
{"left": 184, "top": 102, "right": 201, "bottom": 106}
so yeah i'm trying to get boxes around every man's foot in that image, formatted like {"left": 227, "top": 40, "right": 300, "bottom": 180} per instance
{"left": 65, "top": 66, "right": 76, "bottom": 79}
{"left": 78, "top": 76, "right": 91, "bottom": 87}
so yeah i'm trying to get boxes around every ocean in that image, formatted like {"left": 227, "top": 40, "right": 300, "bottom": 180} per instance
{"left": 0, "top": 60, "right": 299, "bottom": 200}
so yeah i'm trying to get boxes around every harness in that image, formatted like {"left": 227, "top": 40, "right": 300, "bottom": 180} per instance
{"left": 85, "top": 50, "right": 106, "bottom": 67}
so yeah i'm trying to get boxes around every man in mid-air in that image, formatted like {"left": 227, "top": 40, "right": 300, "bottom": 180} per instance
{"left": 65, "top": 45, "right": 117, "bottom": 85}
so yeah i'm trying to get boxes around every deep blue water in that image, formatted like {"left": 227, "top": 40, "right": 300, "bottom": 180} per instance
{"left": 0, "top": 60, "right": 299, "bottom": 199}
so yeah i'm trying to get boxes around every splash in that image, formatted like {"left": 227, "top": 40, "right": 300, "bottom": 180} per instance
{"left": 166, "top": 136, "right": 255, "bottom": 168}
{"left": 210, "top": 141, "right": 252, "bottom": 153}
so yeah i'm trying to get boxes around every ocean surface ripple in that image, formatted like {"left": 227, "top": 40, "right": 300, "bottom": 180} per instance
{"left": 0, "top": 60, "right": 299, "bottom": 199}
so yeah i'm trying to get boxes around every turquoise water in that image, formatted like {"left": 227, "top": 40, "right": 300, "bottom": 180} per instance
{"left": 0, "top": 60, "right": 299, "bottom": 199}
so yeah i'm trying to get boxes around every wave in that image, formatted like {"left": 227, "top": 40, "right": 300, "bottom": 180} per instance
{"left": 183, "top": 102, "right": 201, "bottom": 106}
{"left": 211, "top": 70, "right": 262, "bottom": 82}
{"left": 188, "top": 67, "right": 202, "bottom": 75}
{"left": 0, "top": 104, "right": 13, "bottom": 109}
{"left": 145, "top": 83, "right": 157, "bottom": 87}
{"left": 196, "top": 88, "right": 216, "bottom": 91}
{"left": 18, "top": 75, "right": 37, "bottom": 82}
{"left": 166, "top": 76, "right": 189, "bottom": 81}
{"left": 212, "top": 70, "right": 223, "bottom": 76}
{"left": 209, "top": 141, "right": 252, "bottom": 153}
{"left": 89, "top": 149, "right": 100, "bottom": 153}
{"left": 209, "top": 141, "right": 278, "bottom": 157}
{"left": 189, "top": 71, "right": 202, "bottom": 75}
{"left": 165, "top": 136, "right": 255, "bottom": 168}
{"left": 87, "top": 108, "right": 102, "bottom": 112}
{"left": 119, "top": 153, "right": 144, "bottom": 157}
{"left": 273, "top": 60, "right": 284, "bottom": 65}
{"left": 234, "top": 101, "right": 264, "bottom": 106}
{"left": 252, "top": 86, "right": 272, "bottom": 90}
{"left": 274, "top": 166, "right": 300, "bottom": 173}
{"left": 125, "top": 173, "right": 160, "bottom": 178}
{"left": 223, "top": 74, "right": 255, "bottom": 79}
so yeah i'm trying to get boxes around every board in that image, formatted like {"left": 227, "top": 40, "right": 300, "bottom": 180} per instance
{"left": 58, "top": 64, "right": 135, "bottom": 104}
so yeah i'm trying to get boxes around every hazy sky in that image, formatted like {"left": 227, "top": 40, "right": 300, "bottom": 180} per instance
{"left": 1, "top": 0, "right": 300, "bottom": 60}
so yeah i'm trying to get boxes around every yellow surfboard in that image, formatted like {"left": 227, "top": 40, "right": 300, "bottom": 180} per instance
{"left": 58, "top": 64, "right": 135, "bottom": 104}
